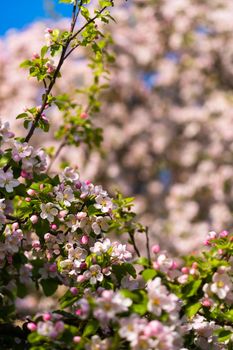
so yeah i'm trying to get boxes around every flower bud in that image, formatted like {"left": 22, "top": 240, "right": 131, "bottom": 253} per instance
{"left": 80, "top": 112, "right": 88, "bottom": 119}
{"left": 30, "top": 215, "right": 38, "bottom": 224}
{"left": 70, "top": 287, "right": 78, "bottom": 295}
{"left": 181, "top": 267, "right": 189, "bottom": 274}
{"left": 219, "top": 230, "right": 228, "bottom": 238}
{"left": 12, "top": 222, "right": 19, "bottom": 230}
{"left": 77, "top": 275, "right": 85, "bottom": 283}
{"left": 151, "top": 244, "right": 160, "bottom": 254}
{"left": 32, "top": 53, "right": 40, "bottom": 59}
{"left": 43, "top": 313, "right": 52, "bottom": 321}
{"left": 80, "top": 235, "right": 89, "bottom": 245}
{"left": 80, "top": 262, "right": 87, "bottom": 270}
{"left": 27, "top": 189, "right": 36, "bottom": 196}
{"left": 73, "top": 336, "right": 81, "bottom": 343}
{"left": 27, "top": 322, "right": 37, "bottom": 331}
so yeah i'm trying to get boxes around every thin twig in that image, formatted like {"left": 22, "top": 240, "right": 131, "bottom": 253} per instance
{"left": 47, "top": 139, "right": 67, "bottom": 173}
{"left": 145, "top": 226, "right": 151, "bottom": 264}
{"left": 129, "top": 231, "right": 141, "bottom": 257}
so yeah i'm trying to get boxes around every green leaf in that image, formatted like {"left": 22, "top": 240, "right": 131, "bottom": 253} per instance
{"left": 132, "top": 302, "right": 148, "bottom": 316}
{"left": 41, "top": 279, "right": 58, "bottom": 297}
{"left": 186, "top": 302, "right": 201, "bottom": 318}
{"left": 16, "top": 113, "right": 28, "bottom": 119}
{"left": 83, "top": 319, "right": 99, "bottom": 337}
{"left": 135, "top": 257, "right": 149, "bottom": 267}
{"left": 41, "top": 45, "right": 48, "bottom": 58}
{"left": 142, "top": 269, "right": 157, "bottom": 282}
{"left": 216, "top": 329, "right": 232, "bottom": 342}
{"left": 183, "top": 279, "right": 202, "bottom": 298}
{"left": 124, "top": 263, "right": 137, "bottom": 278}
{"left": 20, "top": 59, "right": 32, "bottom": 68}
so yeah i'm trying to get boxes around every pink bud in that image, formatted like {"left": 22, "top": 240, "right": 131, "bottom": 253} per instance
{"left": 80, "top": 262, "right": 87, "bottom": 270}
{"left": 44, "top": 233, "right": 51, "bottom": 240}
{"left": 27, "top": 322, "right": 37, "bottom": 331}
{"left": 32, "top": 53, "right": 40, "bottom": 59}
{"left": 50, "top": 224, "right": 57, "bottom": 230}
{"left": 80, "top": 235, "right": 89, "bottom": 245}
{"left": 192, "top": 262, "right": 198, "bottom": 269}
{"left": 204, "top": 239, "right": 210, "bottom": 246}
{"left": 73, "top": 336, "right": 81, "bottom": 343}
{"left": 30, "top": 215, "right": 38, "bottom": 224}
{"left": 77, "top": 275, "right": 85, "bottom": 283}
{"left": 202, "top": 298, "right": 212, "bottom": 308}
{"left": 25, "top": 197, "right": 31, "bottom": 202}
{"left": 70, "top": 287, "right": 78, "bottom": 295}
{"left": 40, "top": 184, "right": 44, "bottom": 190}
{"left": 75, "top": 181, "right": 82, "bottom": 189}
{"left": 75, "top": 309, "right": 82, "bottom": 316}
{"left": 45, "top": 27, "right": 53, "bottom": 33}
{"left": 219, "top": 230, "right": 228, "bottom": 238}
{"left": 21, "top": 170, "right": 29, "bottom": 178}
{"left": 151, "top": 244, "right": 160, "bottom": 254}
{"left": 59, "top": 210, "right": 67, "bottom": 218}
{"left": 12, "top": 222, "right": 19, "bottom": 230}
{"left": 80, "top": 112, "right": 88, "bottom": 119}
{"left": 181, "top": 267, "right": 189, "bottom": 274}
{"left": 153, "top": 261, "right": 159, "bottom": 270}
{"left": 27, "top": 189, "right": 36, "bottom": 196}
{"left": 41, "top": 114, "right": 49, "bottom": 123}
{"left": 49, "top": 263, "right": 57, "bottom": 272}
{"left": 218, "top": 249, "right": 223, "bottom": 255}
{"left": 43, "top": 313, "right": 52, "bottom": 321}
{"left": 85, "top": 180, "right": 91, "bottom": 185}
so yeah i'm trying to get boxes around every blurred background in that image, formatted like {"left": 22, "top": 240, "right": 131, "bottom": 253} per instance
{"left": 1, "top": 0, "right": 233, "bottom": 254}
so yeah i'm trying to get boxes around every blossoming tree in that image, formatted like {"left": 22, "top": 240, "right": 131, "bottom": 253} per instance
{"left": 2, "top": 0, "right": 233, "bottom": 254}
{"left": 0, "top": 0, "right": 232, "bottom": 349}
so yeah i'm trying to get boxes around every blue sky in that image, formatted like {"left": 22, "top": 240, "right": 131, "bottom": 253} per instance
{"left": 0, "top": 0, "right": 71, "bottom": 36}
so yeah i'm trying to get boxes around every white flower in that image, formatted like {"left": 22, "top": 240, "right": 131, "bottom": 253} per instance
{"left": 210, "top": 271, "right": 232, "bottom": 299}
{"left": 68, "top": 246, "right": 87, "bottom": 261}
{"left": 83, "top": 264, "right": 103, "bottom": 284}
{"left": 147, "top": 277, "right": 179, "bottom": 316}
{"left": 90, "top": 239, "right": 111, "bottom": 255}
{"left": 93, "top": 290, "right": 132, "bottom": 322}
{"left": 91, "top": 216, "right": 110, "bottom": 235}
{"left": 60, "top": 167, "right": 79, "bottom": 182}
{"left": 40, "top": 202, "right": 58, "bottom": 222}
{"left": 0, "top": 120, "right": 14, "bottom": 142}
{"left": 94, "top": 195, "right": 114, "bottom": 213}
{"left": 111, "top": 243, "right": 132, "bottom": 261}
{"left": 119, "top": 314, "right": 147, "bottom": 344}
{"left": 0, "top": 169, "right": 19, "bottom": 193}
{"left": 12, "top": 141, "right": 33, "bottom": 161}
{"left": 55, "top": 185, "right": 75, "bottom": 207}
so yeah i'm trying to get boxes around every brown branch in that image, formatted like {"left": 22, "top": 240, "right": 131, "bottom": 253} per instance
{"left": 129, "top": 231, "right": 141, "bottom": 258}
{"left": 46, "top": 138, "right": 67, "bottom": 173}
{"left": 145, "top": 226, "right": 151, "bottom": 264}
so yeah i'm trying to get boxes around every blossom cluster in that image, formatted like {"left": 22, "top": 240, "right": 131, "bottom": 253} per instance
{"left": 0, "top": 1, "right": 232, "bottom": 349}
{"left": 3, "top": 0, "right": 233, "bottom": 253}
